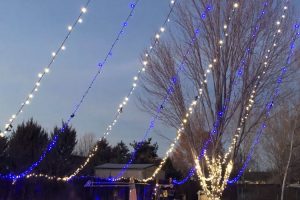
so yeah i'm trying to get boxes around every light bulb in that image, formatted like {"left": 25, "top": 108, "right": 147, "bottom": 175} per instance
{"left": 81, "top": 7, "right": 87, "bottom": 13}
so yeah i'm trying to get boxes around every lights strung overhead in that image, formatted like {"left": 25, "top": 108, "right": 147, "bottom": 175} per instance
{"left": 63, "top": 0, "right": 179, "bottom": 181}
{"left": 0, "top": 1, "right": 92, "bottom": 137}
{"left": 0, "top": 0, "right": 142, "bottom": 181}
{"left": 23, "top": 1, "right": 209, "bottom": 183}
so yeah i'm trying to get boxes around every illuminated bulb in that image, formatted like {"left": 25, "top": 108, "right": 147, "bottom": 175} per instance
{"left": 282, "top": 15, "right": 286, "bottom": 19}
{"left": 143, "top": 61, "right": 148, "bottom": 66}
{"left": 160, "top": 27, "right": 165, "bottom": 32}
{"left": 213, "top": 59, "right": 217, "bottom": 63}
{"left": 284, "top": 6, "right": 288, "bottom": 10}
{"left": 25, "top": 100, "right": 30, "bottom": 104}
{"left": 233, "top": 3, "right": 239, "bottom": 8}
{"left": 0, "top": 133, "right": 4, "bottom": 137}
{"left": 171, "top": 0, "right": 175, "bottom": 4}
{"left": 81, "top": 7, "right": 87, "bottom": 13}
{"left": 78, "top": 18, "right": 83, "bottom": 23}
{"left": 133, "top": 83, "right": 137, "bottom": 87}
{"left": 12, "top": 115, "right": 16, "bottom": 119}
{"left": 125, "top": 97, "right": 129, "bottom": 101}
{"left": 29, "top": 94, "right": 33, "bottom": 99}
{"left": 276, "top": 21, "right": 280, "bottom": 25}
{"left": 52, "top": 52, "right": 56, "bottom": 57}
{"left": 68, "top": 26, "right": 72, "bottom": 31}
{"left": 142, "top": 68, "right": 146, "bottom": 71}
{"left": 209, "top": 64, "right": 213, "bottom": 68}
{"left": 38, "top": 73, "right": 43, "bottom": 78}
{"left": 219, "top": 40, "right": 224, "bottom": 45}
{"left": 183, "top": 119, "right": 187, "bottom": 123}
{"left": 224, "top": 24, "right": 227, "bottom": 29}
{"left": 36, "top": 82, "right": 40, "bottom": 86}
{"left": 155, "top": 34, "right": 160, "bottom": 39}
{"left": 207, "top": 69, "right": 210, "bottom": 73}
{"left": 61, "top": 46, "right": 66, "bottom": 50}
{"left": 134, "top": 76, "right": 138, "bottom": 81}
{"left": 44, "top": 68, "right": 50, "bottom": 73}
{"left": 277, "top": 29, "right": 281, "bottom": 33}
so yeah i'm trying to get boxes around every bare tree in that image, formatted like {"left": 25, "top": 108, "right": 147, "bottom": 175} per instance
{"left": 137, "top": 0, "right": 299, "bottom": 198}
{"left": 75, "top": 133, "right": 96, "bottom": 157}
{"left": 260, "top": 103, "right": 300, "bottom": 200}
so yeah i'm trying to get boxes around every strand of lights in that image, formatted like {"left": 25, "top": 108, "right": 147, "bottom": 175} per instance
{"left": 0, "top": 0, "right": 92, "bottom": 137}
{"left": 222, "top": 4, "right": 290, "bottom": 164}
{"left": 173, "top": 1, "right": 274, "bottom": 185}
{"left": 228, "top": 22, "right": 300, "bottom": 184}
{"left": 2, "top": 0, "right": 142, "bottom": 181}
{"left": 65, "top": 0, "right": 179, "bottom": 180}
{"left": 105, "top": 4, "right": 214, "bottom": 182}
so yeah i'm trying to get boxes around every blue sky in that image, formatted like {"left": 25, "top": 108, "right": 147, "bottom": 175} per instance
{"left": 0, "top": 1, "right": 300, "bottom": 156}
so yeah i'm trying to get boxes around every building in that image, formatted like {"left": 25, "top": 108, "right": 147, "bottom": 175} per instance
{"left": 94, "top": 163, "right": 165, "bottom": 180}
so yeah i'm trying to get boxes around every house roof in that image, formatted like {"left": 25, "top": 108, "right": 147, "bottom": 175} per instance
{"left": 95, "top": 163, "right": 155, "bottom": 170}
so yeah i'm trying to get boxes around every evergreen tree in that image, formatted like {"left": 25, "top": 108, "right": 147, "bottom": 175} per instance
{"left": 130, "top": 138, "right": 159, "bottom": 164}
{"left": 93, "top": 138, "right": 112, "bottom": 165}
{"left": 7, "top": 119, "right": 49, "bottom": 173}
{"left": 111, "top": 141, "right": 130, "bottom": 163}
{"left": 0, "top": 136, "right": 8, "bottom": 173}
{"left": 44, "top": 122, "right": 77, "bottom": 176}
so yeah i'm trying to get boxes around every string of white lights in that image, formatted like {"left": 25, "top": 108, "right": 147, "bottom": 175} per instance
{"left": 222, "top": 4, "right": 290, "bottom": 164}
{"left": 0, "top": 0, "right": 92, "bottom": 137}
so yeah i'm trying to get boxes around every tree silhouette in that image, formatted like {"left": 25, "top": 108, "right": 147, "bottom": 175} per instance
{"left": 43, "top": 122, "right": 77, "bottom": 176}
{"left": 130, "top": 138, "right": 159, "bottom": 164}
{"left": 0, "top": 136, "right": 8, "bottom": 173}
{"left": 111, "top": 141, "right": 130, "bottom": 164}
{"left": 7, "top": 119, "right": 49, "bottom": 173}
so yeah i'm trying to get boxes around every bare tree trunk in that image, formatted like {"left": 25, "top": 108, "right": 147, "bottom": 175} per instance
{"left": 281, "top": 127, "right": 297, "bottom": 200}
